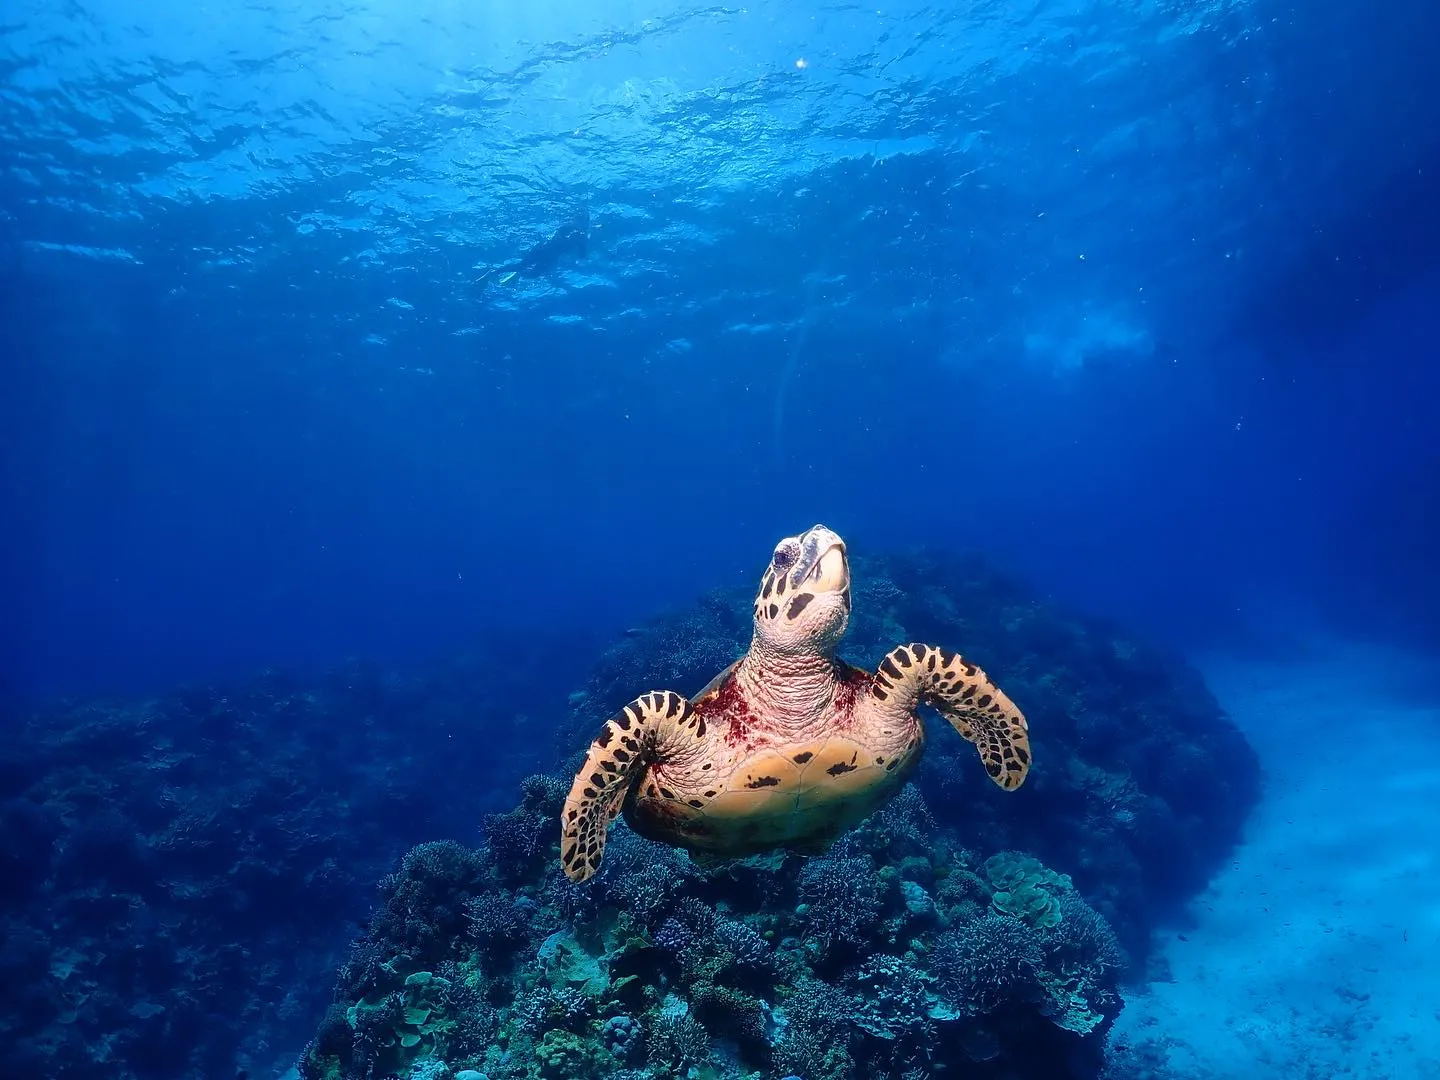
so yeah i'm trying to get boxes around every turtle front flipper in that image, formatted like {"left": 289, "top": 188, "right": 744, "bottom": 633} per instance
{"left": 561, "top": 690, "right": 695, "bottom": 882}
{"left": 872, "top": 644, "right": 1030, "bottom": 790}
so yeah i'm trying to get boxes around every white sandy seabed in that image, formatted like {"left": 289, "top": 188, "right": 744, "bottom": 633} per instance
{"left": 1108, "top": 644, "right": 1440, "bottom": 1079}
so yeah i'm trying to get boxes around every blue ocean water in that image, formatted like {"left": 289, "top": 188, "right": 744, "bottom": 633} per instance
{"left": 1, "top": 2, "right": 1437, "bottom": 1079}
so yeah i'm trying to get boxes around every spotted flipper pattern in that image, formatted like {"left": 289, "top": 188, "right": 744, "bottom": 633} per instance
{"left": 560, "top": 690, "right": 694, "bottom": 882}
{"left": 872, "top": 643, "right": 1030, "bottom": 790}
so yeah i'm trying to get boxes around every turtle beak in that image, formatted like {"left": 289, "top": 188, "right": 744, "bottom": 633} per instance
{"left": 814, "top": 542, "right": 848, "bottom": 590}
{"left": 794, "top": 525, "right": 848, "bottom": 592}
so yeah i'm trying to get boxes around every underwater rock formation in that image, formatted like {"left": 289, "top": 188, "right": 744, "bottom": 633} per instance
{"left": 300, "top": 780, "right": 1127, "bottom": 1080}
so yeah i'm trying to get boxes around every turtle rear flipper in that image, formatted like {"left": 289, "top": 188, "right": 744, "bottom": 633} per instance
{"left": 560, "top": 690, "right": 695, "bottom": 882}
{"left": 872, "top": 643, "right": 1030, "bottom": 791}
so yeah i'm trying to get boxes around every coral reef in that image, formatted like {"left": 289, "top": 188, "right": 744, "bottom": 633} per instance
{"left": 300, "top": 779, "right": 1126, "bottom": 1080}
{"left": 0, "top": 549, "right": 1255, "bottom": 1079}
{"left": 0, "top": 655, "right": 542, "bottom": 1080}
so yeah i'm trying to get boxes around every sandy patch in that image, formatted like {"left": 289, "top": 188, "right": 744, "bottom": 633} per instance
{"left": 1110, "top": 645, "right": 1440, "bottom": 1079}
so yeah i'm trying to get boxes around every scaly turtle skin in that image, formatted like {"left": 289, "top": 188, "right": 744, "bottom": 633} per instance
{"left": 560, "top": 525, "right": 1030, "bottom": 882}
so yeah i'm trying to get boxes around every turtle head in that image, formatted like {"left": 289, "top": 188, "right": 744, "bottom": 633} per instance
{"left": 752, "top": 524, "right": 851, "bottom": 654}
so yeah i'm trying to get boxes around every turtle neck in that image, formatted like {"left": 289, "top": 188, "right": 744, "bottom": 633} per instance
{"left": 734, "top": 639, "right": 839, "bottom": 739}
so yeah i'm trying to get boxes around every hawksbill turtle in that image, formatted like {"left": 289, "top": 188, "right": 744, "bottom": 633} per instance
{"left": 560, "top": 524, "right": 1030, "bottom": 882}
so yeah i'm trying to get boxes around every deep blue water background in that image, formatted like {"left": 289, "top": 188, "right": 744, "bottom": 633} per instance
{"left": 2, "top": 4, "right": 1439, "bottom": 1078}
{"left": 2, "top": 0, "right": 1437, "bottom": 706}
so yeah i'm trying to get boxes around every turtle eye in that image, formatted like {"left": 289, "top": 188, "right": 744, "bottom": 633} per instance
{"left": 772, "top": 542, "right": 798, "bottom": 572}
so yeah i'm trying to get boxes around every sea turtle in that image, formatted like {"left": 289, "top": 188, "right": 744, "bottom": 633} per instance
{"left": 560, "top": 524, "right": 1030, "bottom": 883}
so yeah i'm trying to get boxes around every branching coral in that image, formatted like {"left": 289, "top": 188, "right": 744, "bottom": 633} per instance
{"left": 431, "top": 963, "right": 498, "bottom": 1064}
{"left": 927, "top": 888, "right": 1126, "bottom": 1040}
{"left": 589, "top": 824, "right": 699, "bottom": 928}
{"left": 643, "top": 1010, "right": 711, "bottom": 1073}
{"left": 690, "top": 982, "right": 770, "bottom": 1064}
{"left": 482, "top": 775, "right": 567, "bottom": 887}
{"left": 1044, "top": 892, "right": 1127, "bottom": 977}
{"left": 371, "top": 841, "right": 487, "bottom": 966}
{"left": 797, "top": 854, "right": 885, "bottom": 952}
{"left": 463, "top": 890, "right": 529, "bottom": 958}
{"left": 713, "top": 916, "right": 774, "bottom": 976}
{"left": 773, "top": 978, "right": 856, "bottom": 1080}
{"left": 865, "top": 784, "right": 937, "bottom": 858}
{"left": 849, "top": 954, "right": 935, "bottom": 1044}
{"left": 928, "top": 912, "right": 1045, "bottom": 1016}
